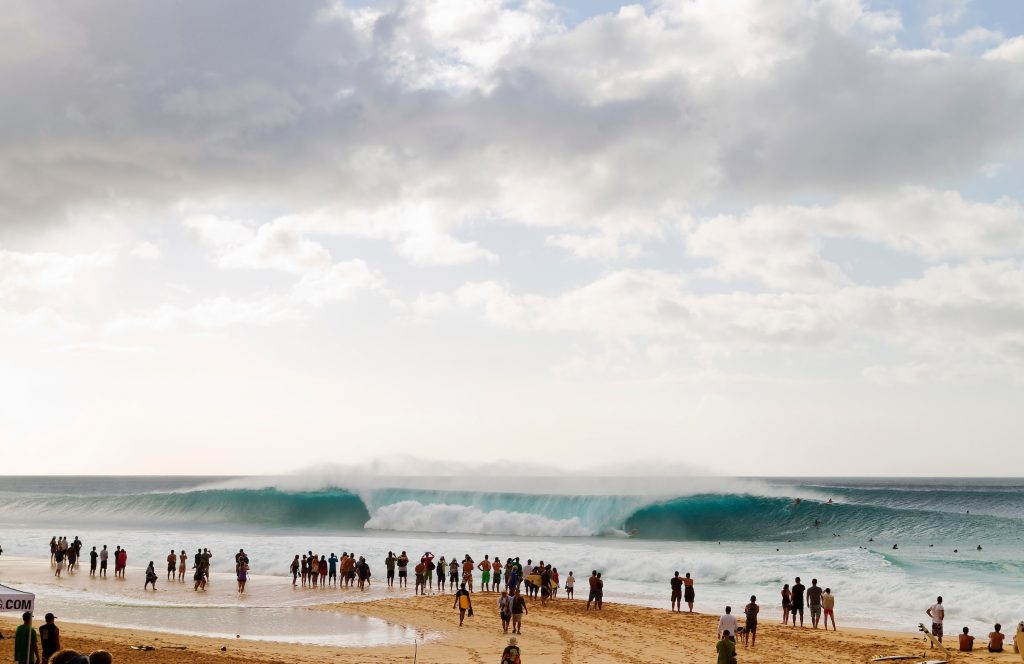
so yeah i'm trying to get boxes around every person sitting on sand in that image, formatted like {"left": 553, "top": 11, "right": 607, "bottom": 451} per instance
{"left": 454, "top": 582, "right": 473, "bottom": 626}
{"left": 501, "top": 636, "right": 522, "bottom": 664}
{"left": 988, "top": 623, "right": 1005, "bottom": 652}
{"left": 959, "top": 626, "right": 974, "bottom": 651}
{"left": 716, "top": 630, "right": 737, "bottom": 664}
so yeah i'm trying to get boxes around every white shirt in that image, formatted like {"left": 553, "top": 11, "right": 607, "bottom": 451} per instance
{"left": 718, "top": 613, "right": 738, "bottom": 637}
{"left": 566, "top": 575, "right": 575, "bottom": 587}
{"left": 929, "top": 603, "right": 944, "bottom": 624}
{"left": 100, "top": 549, "right": 108, "bottom": 561}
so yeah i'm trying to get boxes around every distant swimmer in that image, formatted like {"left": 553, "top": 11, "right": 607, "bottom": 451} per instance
{"left": 977, "top": 545, "right": 983, "bottom": 551}
{"left": 954, "top": 549, "right": 959, "bottom": 553}
{"left": 794, "top": 498, "right": 802, "bottom": 507}
{"left": 868, "top": 538, "right": 874, "bottom": 542}
{"left": 814, "top": 519, "right": 820, "bottom": 528}
{"left": 892, "top": 544, "right": 898, "bottom": 550}
{"left": 827, "top": 498, "right": 833, "bottom": 504}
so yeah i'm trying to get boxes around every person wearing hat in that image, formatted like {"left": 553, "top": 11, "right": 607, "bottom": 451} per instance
{"left": 14, "top": 611, "right": 40, "bottom": 664}
{"left": 39, "top": 613, "right": 61, "bottom": 663}
{"left": 501, "top": 636, "right": 522, "bottom": 664}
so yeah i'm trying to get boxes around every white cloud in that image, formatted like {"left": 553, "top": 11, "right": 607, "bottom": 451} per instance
{"left": 984, "top": 35, "right": 1024, "bottom": 63}
{"left": 0, "top": 246, "right": 114, "bottom": 303}
{"left": 683, "top": 188, "right": 1024, "bottom": 290}
{"left": 130, "top": 242, "right": 162, "bottom": 260}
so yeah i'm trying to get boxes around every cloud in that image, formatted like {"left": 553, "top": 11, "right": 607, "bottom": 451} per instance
{"left": 130, "top": 242, "right": 162, "bottom": 260}
{"left": 419, "top": 260, "right": 1024, "bottom": 377}
{"left": 2, "top": 0, "right": 1023, "bottom": 262}
{"left": 683, "top": 188, "right": 1024, "bottom": 290}
{"left": 0, "top": 246, "right": 114, "bottom": 303}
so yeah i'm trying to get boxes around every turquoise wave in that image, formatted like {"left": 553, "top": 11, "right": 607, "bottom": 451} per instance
{"left": 2, "top": 482, "right": 1021, "bottom": 542}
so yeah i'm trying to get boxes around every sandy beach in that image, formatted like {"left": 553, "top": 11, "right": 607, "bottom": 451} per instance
{"left": 5, "top": 592, "right": 1018, "bottom": 664}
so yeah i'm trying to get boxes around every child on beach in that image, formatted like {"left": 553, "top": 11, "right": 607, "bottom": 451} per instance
{"left": 565, "top": 571, "right": 575, "bottom": 598}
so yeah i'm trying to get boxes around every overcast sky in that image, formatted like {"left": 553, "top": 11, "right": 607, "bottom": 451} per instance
{"left": 2, "top": 0, "right": 1023, "bottom": 476}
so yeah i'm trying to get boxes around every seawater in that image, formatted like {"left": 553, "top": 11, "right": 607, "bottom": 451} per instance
{"left": 1, "top": 475, "right": 1023, "bottom": 634}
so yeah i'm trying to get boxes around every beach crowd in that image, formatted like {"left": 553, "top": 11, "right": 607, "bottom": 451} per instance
{"left": 25, "top": 534, "right": 1017, "bottom": 664}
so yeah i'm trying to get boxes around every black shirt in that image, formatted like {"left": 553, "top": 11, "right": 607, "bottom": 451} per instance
{"left": 792, "top": 583, "right": 806, "bottom": 605}
{"left": 39, "top": 623, "right": 59, "bottom": 657}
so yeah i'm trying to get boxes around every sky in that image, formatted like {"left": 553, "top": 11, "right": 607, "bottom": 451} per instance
{"left": 1, "top": 0, "right": 1023, "bottom": 476}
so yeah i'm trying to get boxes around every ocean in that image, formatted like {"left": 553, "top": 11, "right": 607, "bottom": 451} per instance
{"left": 1, "top": 475, "right": 1022, "bottom": 639}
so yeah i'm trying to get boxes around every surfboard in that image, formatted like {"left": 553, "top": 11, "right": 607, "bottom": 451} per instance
{"left": 917, "top": 623, "right": 950, "bottom": 662}
{"left": 871, "top": 656, "right": 917, "bottom": 661}
{"left": 1014, "top": 621, "right": 1024, "bottom": 659}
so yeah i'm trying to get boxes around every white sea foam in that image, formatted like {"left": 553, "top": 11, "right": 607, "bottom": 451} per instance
{"left": 364, "top": 500, "right": 595, "bottom": 537}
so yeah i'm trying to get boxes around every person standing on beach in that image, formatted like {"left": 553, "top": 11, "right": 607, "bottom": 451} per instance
{"left": 743, "top": 596, "right": 759, "bottom": 646}
{"left": 54, "top": 546, "right": 64, "bottom": 578}
{"left": 791, "top": 577, "right": 805, "bottom": 627}
{"left": 717, "top": 606, "right": 738, "bottom": 641}
{"left": 807, "top": 578, "right": 823, "bottom": 628}
{"left": 595, "top": 573, "right": 604, "bottom": 609}
{"left": 493, "top": 557, "right": 503, "bottom": 592}
{"left": 565, "top": 571, "right": 575, "bottom": 599}
{"left": 290, "top": 555, "right": 300, "bottom": 585}
{"left": 453, "top": 583, "right": 473, "bottom": 626}
{"left": 683, "top": 572, "right": 695, "bottom": 612}
{"left": 450, "top": 556, "right": 460, "bottom": 590}
{"left": 478, "top": 555, "right": 492, "bottom": 593}
{"left": 193, "top": 556, "right": 206, "bottom": 591}
{"left": 510, "top": 588, "right": 528, "bottom": 634}
{"left": 587, "top": 570, "right": 599, "bottom": 609}
{"left": 144, "top": 561, "right": 158, "bottom": 590}
{"left": 50, "top": 536, "right": 57, "bottom": 565}
{"left": 118, "top": 547, "right": 128, "bottom": 578}
{"left": 15, "top": 611, "right": 40, "bottom": 664}
{"left": 498, "top": 590, "right": 513, "bottom": 633}
{"left": 822, "top": 588, "right": 836, "bottom": 630}
{"left": 716, "top": 630, "right": 736, "bottom": 664}
{"left": 670, "top": 571, "right": 683, "bottom": 612}
{"left": 385, "top": 551, "right": 397, "bottom": 588}
{"left": 437, "top": 556, "right": 448, "bottom": 592}
{"left": 166, "top": 550, "right": 177, "bottom": 581}
{"left": 328, "top": 552, "right": 339, "bottom": 587}
{"left": 357, "top": 556, "right": 371, "bottom": 590}
{"left": 99, "top": 545, "right": 108, "bottom": 577}
{"left": 414, "top": 559, "right": 426, "bottom": 595}
{"left": 237, "top": 558, "right": 248, "bottom": 593}
{"left": 318, "top": 554, "right": 328, "bottom": 587}
{"left": 462, "top": 555, "right": 475, "bottom": 592}
{"left": 66, "top": 546, "right": 76, "bottom": 574}
{"left": 927, "top": 596, "right": 945, "bottom": 644}
{"left": 89, "top": 547, "right": 98, "bottom": 577}
{"left": 39, "top": 613, "right": 60, "bottom": 664}
{"left": 178, "top": 550, "right": 188, "bottom": 582}
{"left": 423, "top": 552, "right": 435, "bottom": 591}
{"left": 397, "top": 551, "right": 409, "bottom": 589}
{"left": 781, "top": 583, "right": 791, "bottom": 624}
